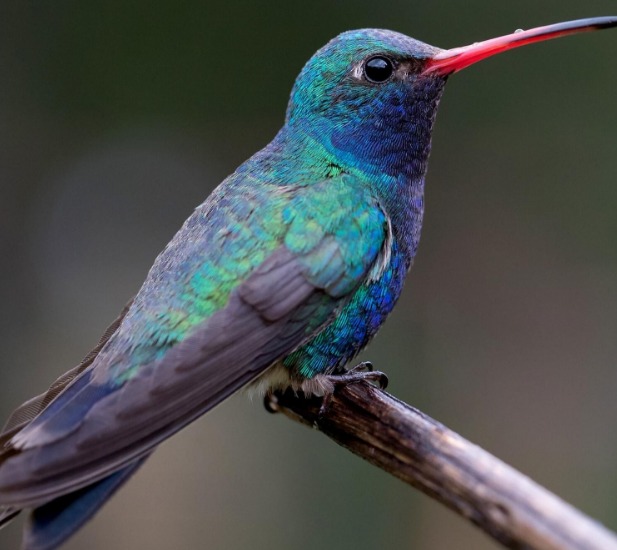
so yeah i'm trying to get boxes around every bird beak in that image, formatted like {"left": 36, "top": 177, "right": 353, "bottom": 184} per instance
{"left": 422, "top": 16, "right": 617, "bottom": 76}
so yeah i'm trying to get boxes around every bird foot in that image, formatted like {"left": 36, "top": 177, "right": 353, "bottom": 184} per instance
{"left": 313, "top": 362, "right": 387, "bottom": 420}
{"left": 326, "top": 361, "right": 389, "bottom": 390}
{"left": 262, "top": 361, "right": 388, "bottom": 416}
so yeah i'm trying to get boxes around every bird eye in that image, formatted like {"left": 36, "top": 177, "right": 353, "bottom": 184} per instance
{"left": 363, "top": 56, "right": 394, "bottom": 83}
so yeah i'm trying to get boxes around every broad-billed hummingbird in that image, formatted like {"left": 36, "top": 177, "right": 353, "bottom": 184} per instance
{"left": 0, "top": 16, "right": 615, "bottom": 550}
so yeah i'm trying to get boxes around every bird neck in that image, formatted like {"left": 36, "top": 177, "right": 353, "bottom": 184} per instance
{"left": 240, "top": 77, "right": 445, "bottom": 265}
{"left": 286, "top": 77, "right": 446, "bottom": 263}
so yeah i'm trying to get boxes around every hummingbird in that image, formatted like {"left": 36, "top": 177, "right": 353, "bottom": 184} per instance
{"left": 1, "top": 16, "right": 615, "bottom": 550}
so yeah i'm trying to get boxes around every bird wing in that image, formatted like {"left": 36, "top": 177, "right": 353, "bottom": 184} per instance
{"left": 0, "top": 175, "right": 390, "bottom": 508}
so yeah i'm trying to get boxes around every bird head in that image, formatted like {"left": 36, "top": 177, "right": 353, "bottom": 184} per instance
{"left": 283, "top": 18, "right": 617, "bottom": 180}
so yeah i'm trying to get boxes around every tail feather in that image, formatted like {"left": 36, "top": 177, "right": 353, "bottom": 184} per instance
{"left": 23, "top": 455, "right": 149, "bottom": 550}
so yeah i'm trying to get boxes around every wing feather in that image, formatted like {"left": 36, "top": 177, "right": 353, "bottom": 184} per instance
{"left": 0, "top": 301, "right": 132, "bottom": 445}
{"left": 0, "top": 177, "right": 390, "bottom": 512}
{"left": 0, "top": 248, "right": 339, "bottom": 507}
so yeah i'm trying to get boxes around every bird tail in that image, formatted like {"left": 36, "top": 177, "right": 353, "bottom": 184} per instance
{"left": 21, "top": 455, "right": 149, "bottom": 550}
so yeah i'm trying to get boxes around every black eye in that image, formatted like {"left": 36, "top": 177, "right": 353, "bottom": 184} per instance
{"left": 363, "top": 56, "right": 394, "bottom": 83}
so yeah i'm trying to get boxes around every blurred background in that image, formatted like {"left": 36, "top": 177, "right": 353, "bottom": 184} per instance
{"left": 1, "top": 1, "right": 616, "bottom": 549}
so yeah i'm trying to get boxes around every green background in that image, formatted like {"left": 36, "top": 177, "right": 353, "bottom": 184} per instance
{"left": 1, "top": 2, "right": 616, "bottom": 549}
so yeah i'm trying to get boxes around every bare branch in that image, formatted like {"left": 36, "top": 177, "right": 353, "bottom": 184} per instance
{"left": 267, "top": 382, "right": 617, "bottom": 550}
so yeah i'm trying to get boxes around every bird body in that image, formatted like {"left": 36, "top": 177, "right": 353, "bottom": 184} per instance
{"left": 0, "top": 18, "right": 615, "bottom": 550}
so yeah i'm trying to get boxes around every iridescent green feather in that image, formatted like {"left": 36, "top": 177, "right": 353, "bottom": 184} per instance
{"left": 106, "top": 168, "right": 386, "bottom": 385}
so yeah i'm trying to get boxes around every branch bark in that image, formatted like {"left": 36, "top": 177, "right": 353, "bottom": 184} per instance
{"left": 266, "top": 381, "right": 617, "bottom": 550}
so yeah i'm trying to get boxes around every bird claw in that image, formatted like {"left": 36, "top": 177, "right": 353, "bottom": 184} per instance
{"left": 326, "top": 361, "right": 389, "bottom": 390}
{"left": 263, "top": 392, "right": 279, "bottom": 414}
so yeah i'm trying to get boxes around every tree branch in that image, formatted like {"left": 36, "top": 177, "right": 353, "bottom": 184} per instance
{"left": 266, "top": 381, "right": 617, "bottom": 550}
